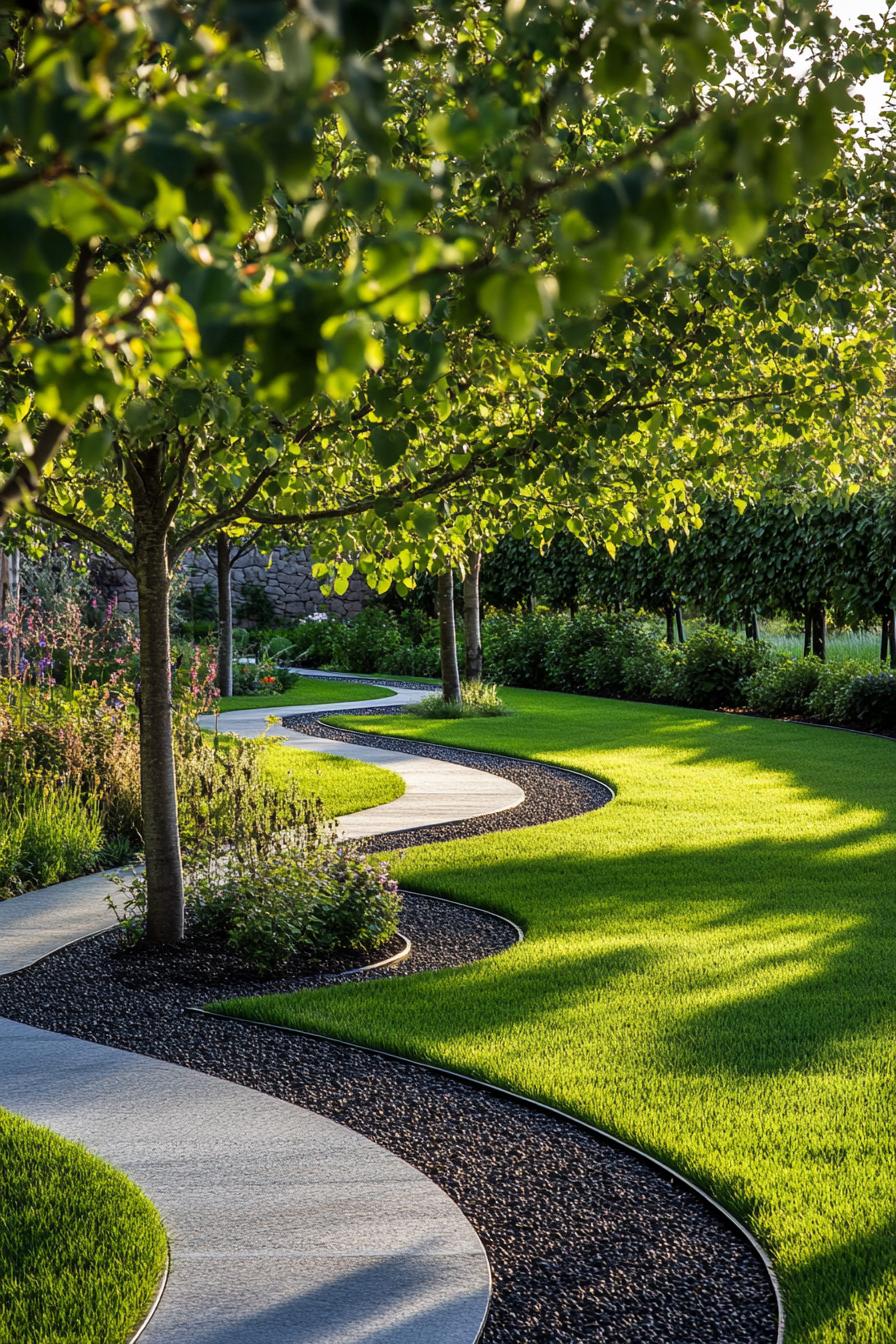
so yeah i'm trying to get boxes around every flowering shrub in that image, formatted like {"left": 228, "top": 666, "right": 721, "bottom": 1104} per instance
{"left": 0, "top": 589, "right": 225, "bottom": 897}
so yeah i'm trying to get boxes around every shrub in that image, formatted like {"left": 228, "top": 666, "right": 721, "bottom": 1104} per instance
{"left": 326, "top": 606, "right": 442, "bottom": 677}
{"left": 284, "top": 613, "right": 339, "bottom": 667}
{"left": 188, "top": 844, "right": 401, "bottom": 973}
{"left": 824, "top": 670, "right": 896, "bottom": 733}
{"left": 236, "top": 582, "right": 276, "bottom": 627}
{"left": 805, "top": 660, "right": 868, "bottom": 724}
{"left": 112, "top": 726, "right": 401, "bottom": 972}
{"left": 412, "top": 681, "right": 508, "bottom": 719}
{"left": 481, "top": 611, "right": 564, "bottom": 688}
{"left": 669, "top": 626, "right": 771, "bottom": 709}
{"left": 742, "top": 656, "right": 824, "bottom": 718}
{"left": 575, "top": 615, "right": 674, "bottom": 701}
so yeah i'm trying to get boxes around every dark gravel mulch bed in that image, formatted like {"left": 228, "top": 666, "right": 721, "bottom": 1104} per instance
{"left": 0, "top": 890, "right": 777, "bottom": 1344}
{"left": 282, "top": 706, "right": 614, "bottom": 851}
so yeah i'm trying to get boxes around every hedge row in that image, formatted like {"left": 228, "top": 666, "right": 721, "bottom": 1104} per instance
{"left": 481, "top": 611, "right": 896, "bottom": 734}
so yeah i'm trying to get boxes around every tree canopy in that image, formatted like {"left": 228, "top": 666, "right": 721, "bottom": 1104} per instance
{"left": 1, "top": 0, "right": 892, "bottom": 526}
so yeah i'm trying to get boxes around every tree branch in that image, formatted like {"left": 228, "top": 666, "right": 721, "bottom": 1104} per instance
{"left": 31, "top": 501, "right": 134, "bottom": 572}
{"left": 0, "top": 419, "right": 70, "bottom": 527}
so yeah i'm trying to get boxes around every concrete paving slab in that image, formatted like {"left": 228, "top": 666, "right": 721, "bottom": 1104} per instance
{"left": 0, "top": 1018, "right": 490, "bottom": 1343}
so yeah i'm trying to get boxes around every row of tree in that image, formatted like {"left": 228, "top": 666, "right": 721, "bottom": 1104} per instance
{"left": 480, "top": 488, "right": 896, "bottom": 661}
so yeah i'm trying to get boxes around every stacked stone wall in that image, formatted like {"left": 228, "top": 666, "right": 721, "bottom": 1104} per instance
{"left": 92, "top": 546, "right": 370, "bottom": 623}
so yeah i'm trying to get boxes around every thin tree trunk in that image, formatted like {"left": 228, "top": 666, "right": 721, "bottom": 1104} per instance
{"left": 810, "top": 601, "right": 826, "bottom": 661}
{"left": 215, "top": 532, "right": 233, "bottom": 698}
{"left": 803, "top": 611, "right": 812, "bottom": 657}
{"left": 134, "top": 519, "right": 185, "bottom": 946}
{"left": 675, "top": 603, "right": 685, "bottom": 643}
{"left": 881, "top": 611, "right": 889, "bottom": 664}
{"left": 463, "top": 552, "right": 483, "bottom": 682}
{"left": 888, "top": 610, "right": 896, "bottom": 669}
{"left": 750, "top": 610, "right": 759, "bottom": 642}
{"left": 664, "top": 604, "right": 675, "bottom": 647}
{"left": 438, "top": 569, "right": 462, "bottom": 704}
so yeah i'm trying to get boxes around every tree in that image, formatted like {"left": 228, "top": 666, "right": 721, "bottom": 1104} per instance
{"left": 462, "top": 552, "right": 483, "bottom": 682}
{"left": 437, "top": 570, "right": 462, "bottom": 703}
{"left": 20, "top": 369, "right": 499, "bottom": 943}
{"left": 202, "top": 530, "right": 261, "bottom": 698}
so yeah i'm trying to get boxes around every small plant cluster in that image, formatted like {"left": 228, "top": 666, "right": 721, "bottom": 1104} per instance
{"left": 0, "top": 590, "right": 143, "bottom": 897}
{"left": 113, "top": 726, "right": 401, "bottom": 973}
{"left": 412, "top": 680, "right": 508, "bottom": 719}
{"left": 229, "top": 631, "right": 301, "bottom": 696}
{"left": 481, "top": 611, "right": 896, "bottom": 733}
{"left": 0, "top": 581, "right": 224, "bottom": 898}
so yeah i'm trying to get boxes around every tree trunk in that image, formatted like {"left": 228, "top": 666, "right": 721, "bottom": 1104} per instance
{"left": 215, "top": 532, "right": 233, "bottom": 699}
{"left": 675, "top": 603, "right": 685, "bottom": 643}
{"left": 889, "top": 612, "right": 896, "bottom": 670}
{"left": 803, "top": 611, "right": 812, "bottom": 658}
{"left": 883, "top": 609, "right": 896, "bottom": 669}
{"left": 0, "top": 548, "right": 20, "bottom": 676}
{"left": 810, "top": 601, "right": 826, "bottom": 661}
{"left": 664, "top": 605, "right": 675, "bottom": 647}
{"left": 463, "top": 552, "right": 483, "bottom": 682}
{"left": 438, "top": 569, "right": 462, "bottom": 704}
{"left": 0, "top": 547, "right": 16, "bottom": 615}
{"left": 134, "top": 520, "right": 185, "bottom": 946}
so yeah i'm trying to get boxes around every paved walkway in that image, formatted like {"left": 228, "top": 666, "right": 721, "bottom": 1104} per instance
{"left": 0, "top": 677, "right": 506, "bottom": 1342}
{"left": 201, "top": 682, "right": 523, "bottom": 843}
{"left": 1, "top": 1018, "right": 490, "bottom": 1343}
{"left": 0, "top": 680, "right": 522, "bottom": 974}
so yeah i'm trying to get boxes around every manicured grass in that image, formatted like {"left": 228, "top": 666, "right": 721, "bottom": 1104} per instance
{"left": 0, "top": 1108, "right": 166, "bottom": 1344}
{"left": 209, "top": 734, "right": 405, "bottom": 817}
{"left": 217, "top": 677, "right": 395, "bottom": 712}
{"left": 216, "top": 688, "right": 896, "bottom": 1344}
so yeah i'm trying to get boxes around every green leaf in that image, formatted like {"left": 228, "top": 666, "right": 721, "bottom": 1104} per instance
{"left": 478, "top": 271, "right": 546, "bottom": 344}
{"left": 371, "top": 427, "right": 408, "bottom": 470}
{"left": 75, "top": 428, "right": 112, "bottom": 469}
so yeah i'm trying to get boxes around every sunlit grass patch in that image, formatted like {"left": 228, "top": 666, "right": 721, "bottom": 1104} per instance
{"left": 0, "top": 1108, "right": 167, "bottom": 1344}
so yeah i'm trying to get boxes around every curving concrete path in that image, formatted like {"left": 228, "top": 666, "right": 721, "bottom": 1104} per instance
{"left": 199, "top": 680, "right": 523, "bottom": 843}
{"left": 0, "top": 678, "right": 510, "bottom": 1343}
{"left": 0, "top": 680, "right": 522, "bottom": 974}
{"left": 1, "top": 1017, "right": 489, "bottom": 1344}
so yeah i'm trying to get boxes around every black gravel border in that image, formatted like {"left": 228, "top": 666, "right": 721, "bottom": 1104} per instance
{"left": 0, "top": 696, "right": 782, "bottom": 1344}
{"left": 0, "top": 888, "right": 777, "bottom": 1344}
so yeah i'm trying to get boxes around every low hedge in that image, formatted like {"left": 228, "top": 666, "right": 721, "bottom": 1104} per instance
{"left": 480, "top": 610, "right": 896, "bottom": 734}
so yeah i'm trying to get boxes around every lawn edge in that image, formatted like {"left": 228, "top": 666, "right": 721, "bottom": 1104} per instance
{"left": 194, "top": 1003, "right": 785, "bottom": 1344}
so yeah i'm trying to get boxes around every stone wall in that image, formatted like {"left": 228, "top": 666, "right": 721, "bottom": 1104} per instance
{"left": 93, "top": 546, "right": 370, "bottom": 624}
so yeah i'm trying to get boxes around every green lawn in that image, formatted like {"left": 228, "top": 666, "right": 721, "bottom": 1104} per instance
{"left": 215, "top": 688, "right": 896, "bottom": 1344}
{"left": 217, "top": 677, "right": 395, "bottom": 712}
{"left": 209, "top": 734, "right": 405, "bottom": 817}
{"left": 0, "top": 1108, "right": 166, "bottom": 1344}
